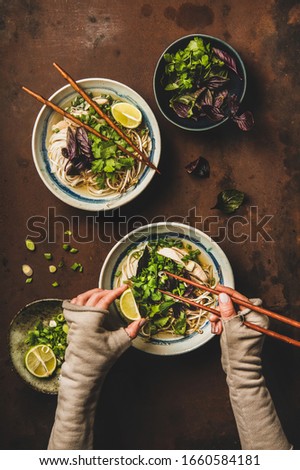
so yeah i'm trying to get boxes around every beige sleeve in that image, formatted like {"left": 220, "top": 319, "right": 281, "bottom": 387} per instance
{"left": 220, "top": 299, "right": 291, "bottom": 450}
{"left": 48, "top": 301, "right": 131, "bottom": 450}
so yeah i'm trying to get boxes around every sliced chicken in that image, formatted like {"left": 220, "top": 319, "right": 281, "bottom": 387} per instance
{"left": 157, "top": 247, "right": 208, "bottom": 282}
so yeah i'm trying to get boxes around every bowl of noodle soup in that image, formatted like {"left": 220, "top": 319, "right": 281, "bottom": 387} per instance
{"left": 99, "top": 222, "right": 234, "bottom": 355}
{"left": 32, "top": 79, "right": 161, "bottom": 211}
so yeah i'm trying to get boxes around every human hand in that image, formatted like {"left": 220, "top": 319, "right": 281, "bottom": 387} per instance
{"left": 209, "top": 286, "right": 250, "bottom": 335}
{"left": 210, "top": 288, "right": 289, "bottom": 450}
{"left": 49, "top": 285, "right": 144, "bottom": 450}
{"left": 70, "top": 285, "right": 145, "bottom": 339}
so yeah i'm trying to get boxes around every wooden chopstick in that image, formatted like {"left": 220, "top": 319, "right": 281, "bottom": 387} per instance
{"left": 22, "top": 85, "right": 151, "bottom": 166}
{"left": 52, "top": 62, "right": 160, "bottom": 174}
{"left": 164, "top": 271, "right": 300, "bottom": 329}
{"left": 158, "top": 288, "right": 300, "bottom": 348}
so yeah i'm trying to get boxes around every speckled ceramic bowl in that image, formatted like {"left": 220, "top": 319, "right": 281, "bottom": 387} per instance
{"left": 99, "top": 222, "right": 235, "bottom": 355}
{"left": 153, "top": 34, "right": 247, "bottom": 131}
{"left": 9, "top": 299, "right": 63, "bottom": 394}
{"left": 32, "top": 78, "right": 161, "bottom": 211}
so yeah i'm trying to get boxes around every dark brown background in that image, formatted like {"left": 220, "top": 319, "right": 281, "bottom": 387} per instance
{"left": 0, "top": 0, "right": 299, "bottom": 450}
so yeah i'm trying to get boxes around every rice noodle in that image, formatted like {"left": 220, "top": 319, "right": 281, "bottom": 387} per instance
{"left": 115, "top": 240, "right": 218, "bottom": 337}
{"left": 47, "top": 96, "right": 152, "bottom": 197}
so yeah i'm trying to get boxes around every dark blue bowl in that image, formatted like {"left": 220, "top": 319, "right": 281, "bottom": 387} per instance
{"left": 153, "top": 34, "right": 247, "bottom": 131}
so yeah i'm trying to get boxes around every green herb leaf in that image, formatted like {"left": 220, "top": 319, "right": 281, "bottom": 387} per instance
{"left": 153, "top": 316, "right": 170, "bottom": 328}
{"left": 212, "top": 189, "right": 245, "bottom": 214}
{"left": 173, "top": 312, "right": 187, "bottom": 335}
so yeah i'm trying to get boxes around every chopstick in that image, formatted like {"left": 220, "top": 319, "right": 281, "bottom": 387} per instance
{"left": 158, "top": 288, "right": 300, "bottom": 348}
{"left": 52, "top": 62, "right": 160, "bottom": 174}
{"left": 22, "top": 86, "right": 150, "bottom": 166}
{"left": 163, "top": 271, "right": 300, "bottom": 329}
{"left": 160, "top": 271, "right": 300, "bottom": 348}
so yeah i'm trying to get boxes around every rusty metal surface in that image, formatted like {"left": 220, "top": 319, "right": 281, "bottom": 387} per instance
{"left": 0, "top": 0, "right": 299, "bottom": 449}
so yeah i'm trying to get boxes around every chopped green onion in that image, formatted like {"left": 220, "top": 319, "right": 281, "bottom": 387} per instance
{"left": 64, "top": 230, "right": 72, "bottom": 236}
{"left": 49, "top": 265, "right": 57, "bottom": 273}
{"left": 52, "top": 281, "right": 59, "bottom": 287}
{"left": 62, "top": 244, "right": 70, "bottom": 251}
{"left": 25, "top": 277, "right": 33, "bottom": 284}
{"left": 70, "top": 248, "right": 78, "bottom": 254}
{"left": 58, "top": 260, "right": 64, "bottom": 268}
{"left": 44, "top": 253, "right": 52, "bottom": 260}
{"left": 71, "top": 262, "right": 83, "bottom": 272}
{"left": 25, "top": 239, "right": 36, "bottom": 251}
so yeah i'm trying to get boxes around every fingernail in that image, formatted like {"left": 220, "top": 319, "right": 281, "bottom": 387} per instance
{"left": 219, "top": 292, "right": 230, "bottom": 304}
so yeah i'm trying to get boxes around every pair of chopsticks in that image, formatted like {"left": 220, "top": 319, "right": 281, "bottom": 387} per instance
{"left": 22, "top": 63, "right": 160, "bottom": 174}
{"left": 159, "top": 271, "right": 300, "bottom": 348}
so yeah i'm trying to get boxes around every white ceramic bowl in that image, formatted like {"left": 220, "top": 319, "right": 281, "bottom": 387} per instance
{"left": 99, "top": 222, "right": 234, "bottom": 355}
{"left": 32, "top": 78, "right": 161, "bottom": 211}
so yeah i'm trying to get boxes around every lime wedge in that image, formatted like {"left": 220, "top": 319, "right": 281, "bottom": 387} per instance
{"left": 25, "top": 345, "right": 57, "bottom": 378}
{"left": 111, "top": 102, "right": 142, "bottom": 129}
{"left": 119, "top": 289, "right": 141, "bottom": 321}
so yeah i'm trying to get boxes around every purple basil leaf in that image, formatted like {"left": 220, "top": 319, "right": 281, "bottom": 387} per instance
{"left": 171, "top": 101, "right": 191, "bottom": 118}
{"left": 185, "top": 156, "right": 210, "bottom": 178}
{"left": 61, "top": 147, "right": 69, "bottom": 159}
{"left": 202, "top": 104, "right": 225, "bottom": 122}
{"left": 66, "top": 163, "right": 80, "bottom": 176}
{"left": 214, "top": 89, "right": 229, "bottom": 109}
{"left": 201, "top": 89, "right": 214, "bottom": 106}
{"left": 192, "top": 87, "right": 206, "bottom": 99}
{"left": 66, "top": 127, "right": 77, "bottom": 161}
{"left": 213, "top": 47, "right": 242, "bottom": 79}
{"left": 205, "top": 76, "right": 230, "bottom": 90}
{"left": 227, "top": 94, "right": 240, "bottom": 116}
{"left": 76, "top": 127, "right": 93, "bottom": 161}
{"left": 232, "top": 111, "right": 254, "bottom": 131}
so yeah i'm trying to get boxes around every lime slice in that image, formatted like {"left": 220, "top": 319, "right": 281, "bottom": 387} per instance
{"left": 25, "top": 345, "right": 57, "bottom": 378}
{"left": 111, "top": 102, "right": 142, "bottom": 129}
{"left": 119, "top": 289, "right": 141, "bottom": 321}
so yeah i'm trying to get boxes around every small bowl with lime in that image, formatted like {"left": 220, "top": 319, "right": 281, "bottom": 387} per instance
{"left": 9, "top": 299, "right": 66, "bottom": 394}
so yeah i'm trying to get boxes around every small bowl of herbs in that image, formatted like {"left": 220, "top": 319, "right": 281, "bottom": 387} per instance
{"left": 9, "top": 299, "right": 66, "bottom": 394}
{"left": 153, "top": 34, "right": 253, "bottom": 132}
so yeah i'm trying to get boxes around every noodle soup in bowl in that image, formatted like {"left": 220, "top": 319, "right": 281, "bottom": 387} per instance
{"left": 32, "top": 79, "right": 161, "bottom": 211}
{"left": 99, "top": 222, "right": 234, "bottom": 355}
